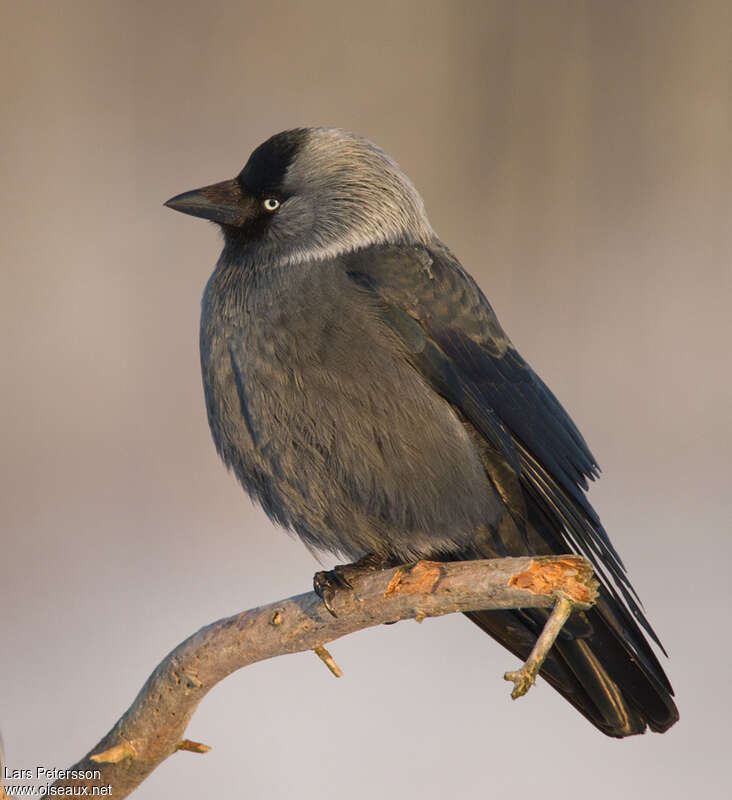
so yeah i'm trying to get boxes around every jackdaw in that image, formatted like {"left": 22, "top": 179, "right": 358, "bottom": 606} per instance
{"left": 165, "top": 127, "right": 678, "bottom": 737}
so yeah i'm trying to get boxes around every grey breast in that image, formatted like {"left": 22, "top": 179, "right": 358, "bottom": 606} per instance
{"left": 200, "top": 254, "right": 502, "bottom": 561}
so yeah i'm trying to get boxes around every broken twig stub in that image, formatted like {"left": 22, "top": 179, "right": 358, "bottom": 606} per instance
{"left": 89, "top": 740, "right": 136, "bottom": 764}
{"left": 314, "top": 645, "right": 344, "bottom": 677}
{"left": 176, "top": 739, "right": 211, "bottom": 754}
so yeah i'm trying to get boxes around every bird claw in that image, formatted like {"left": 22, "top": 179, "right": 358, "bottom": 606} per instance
{"left": 313, "top": 567, "right": 353, "bottom": 617}
{"left": 313, "top": 553, "right": 392, "bottom": 617}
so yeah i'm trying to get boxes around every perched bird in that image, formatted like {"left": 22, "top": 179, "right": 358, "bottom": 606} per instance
{"left": 165, "top": 127, "right": 678, "bottom": 737}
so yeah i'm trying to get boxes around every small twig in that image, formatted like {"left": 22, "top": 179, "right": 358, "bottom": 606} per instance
{"left": 504, "top": 595, "right": 575, "bottom": 698}
{"left": 176, "top": 739, "right": 211, "bottom": 754}
{"left": 314, "top": 645, "right": 343, "bottom": 677}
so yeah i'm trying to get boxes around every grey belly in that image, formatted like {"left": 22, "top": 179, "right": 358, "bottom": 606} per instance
{"left": 202, "top": 267, "right": 502, "bottom": 561}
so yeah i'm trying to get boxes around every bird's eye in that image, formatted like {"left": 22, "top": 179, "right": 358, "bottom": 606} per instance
{"left": 263, "top": 198, "right": 280, "bottom": 212}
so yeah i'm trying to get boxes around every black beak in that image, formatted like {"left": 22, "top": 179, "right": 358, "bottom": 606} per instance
{"left": 164, "top": 178, "right": 253, "bottom": 226}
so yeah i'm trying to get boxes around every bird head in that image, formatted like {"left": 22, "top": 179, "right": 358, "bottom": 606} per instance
{"left": 165, "top": 128, "right": 434, "bottom": 265}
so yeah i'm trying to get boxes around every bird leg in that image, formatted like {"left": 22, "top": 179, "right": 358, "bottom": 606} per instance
{"left": 313, "top": 552, "right": 395, "bottom": 617}
{"left": 504, "top": 595, "right": 575, "bottom": 699}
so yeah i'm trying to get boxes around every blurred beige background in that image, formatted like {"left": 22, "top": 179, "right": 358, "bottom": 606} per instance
{"left": 1, "top": 1, "right": 730, "bottom": 798}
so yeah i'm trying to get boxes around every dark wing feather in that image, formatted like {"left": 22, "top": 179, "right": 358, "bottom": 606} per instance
{"left": 342, "top": 242, "right": 678, "bottom": 736}
{"left": 343, "top": 241, "right": 666, "bottom": 652}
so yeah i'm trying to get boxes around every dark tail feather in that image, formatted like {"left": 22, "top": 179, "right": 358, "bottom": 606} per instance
{"left": 465, "top": 588, "right": 679, "bottom": 737}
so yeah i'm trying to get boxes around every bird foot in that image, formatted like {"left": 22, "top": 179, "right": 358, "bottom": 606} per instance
{"left": 313, "top": 553, "right": 393, "bottom": 617}
{"left": 313, "top": 566, "right": 353, "bottom": 617}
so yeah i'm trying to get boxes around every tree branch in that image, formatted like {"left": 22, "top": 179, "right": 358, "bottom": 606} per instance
{"left": 36, "top": 555, "right": 596, "bottom": 798}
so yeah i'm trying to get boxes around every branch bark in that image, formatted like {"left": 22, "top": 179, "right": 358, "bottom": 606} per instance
{"left": 39, "top": 555, "right": 596, "bottom": 798}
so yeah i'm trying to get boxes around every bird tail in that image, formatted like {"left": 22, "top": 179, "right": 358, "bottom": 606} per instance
{"left": 465, "top": 587, "right": 679, "bottom": 737}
